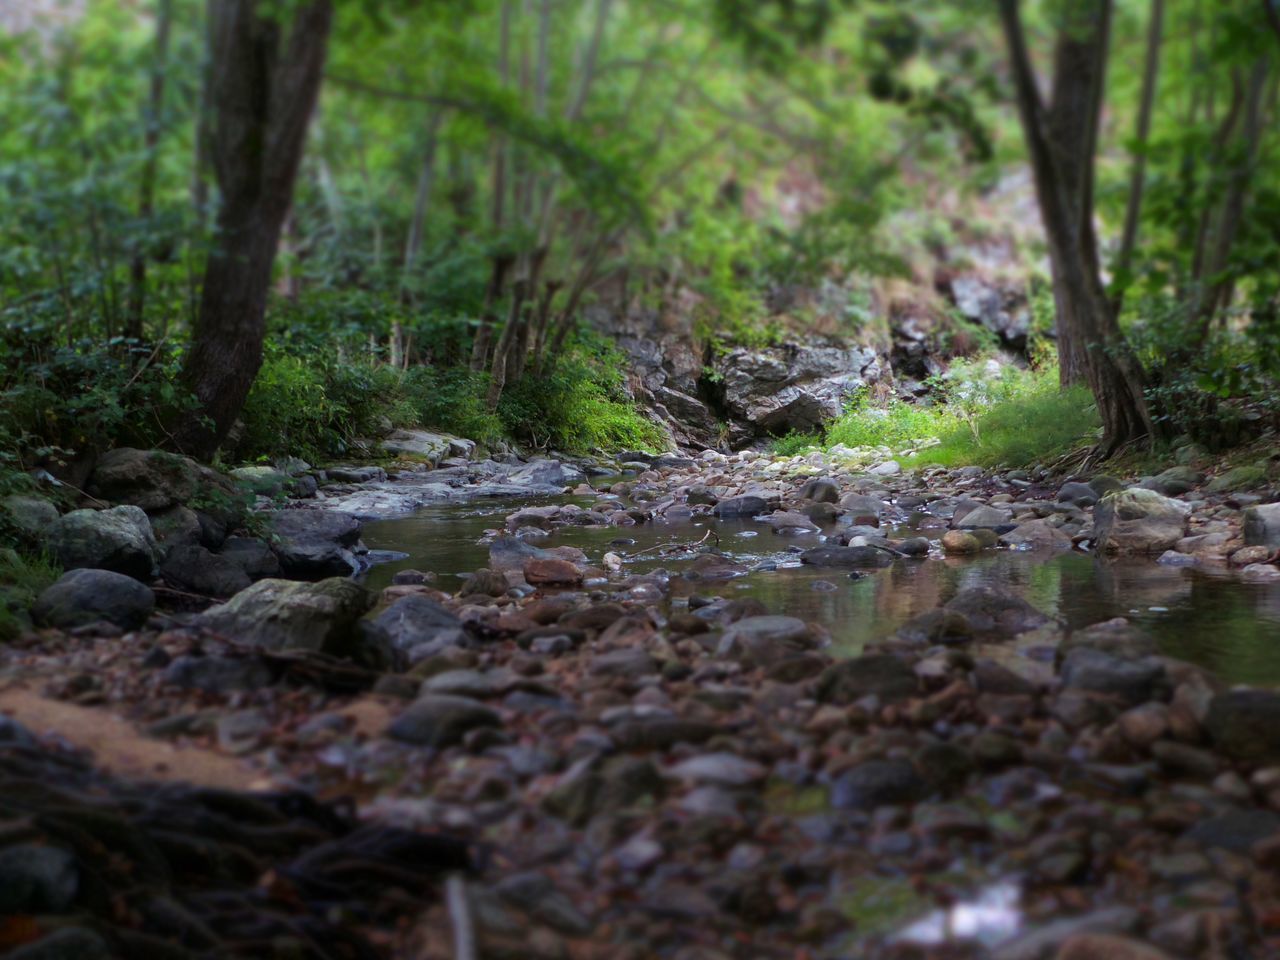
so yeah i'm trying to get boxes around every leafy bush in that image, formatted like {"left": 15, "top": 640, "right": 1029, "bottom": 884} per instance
{"left": 0, "top": 547, "right": 60, "bottom": 641}
{"left": 772, "top": 430, "right": 822, "bottom": 456}
{"left": 402, "top": 366, "right": 505, "bottom": 447}
{"left": 498, "top": 349, "right": 666, "bottom": 454}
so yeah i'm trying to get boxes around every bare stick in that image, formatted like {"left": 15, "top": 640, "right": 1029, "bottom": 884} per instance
{"left": 446, "top": 873, "right": 477, "bottom": 960}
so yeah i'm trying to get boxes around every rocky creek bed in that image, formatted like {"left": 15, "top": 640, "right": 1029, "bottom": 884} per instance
{"left": 4, "top": 438, "right": 1280, "bottom": 959}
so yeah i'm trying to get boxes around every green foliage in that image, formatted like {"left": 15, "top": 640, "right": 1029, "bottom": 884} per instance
{"left": 0, "top": 321, "right": 196, "bottom": 472}
{"left": 0, "top": 547, "right": 60, "bottom": 641}
{"left": 771, "top": 430, "right": 822, "bottom": 457}
{"left": 498, "top": 335, "right": 665, "bottom": 454}
{"left": 402, "top": 367, "right": 505, "bottom": 447}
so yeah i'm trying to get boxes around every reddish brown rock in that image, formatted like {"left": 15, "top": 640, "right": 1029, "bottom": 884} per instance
{"left": 522, "top": 557, "right": 584, "bottom": 585}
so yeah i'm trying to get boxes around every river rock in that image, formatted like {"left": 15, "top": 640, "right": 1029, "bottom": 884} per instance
{"left": 800, "top": 478, "right": 840, "bottom": 503}
{"left": 1093, "top": 488, "right": 1189, "bottom": 554}
{"left": 943, "top": 586, "right": 1050, "bottom": 636}
{"left": 229, "top": 465, "right": 291, "bottom": 496}
{"left": 32, "top": 568, "right": 155, "bottom": 630}
{"left": 799, "top": 545, "right": 894, "bottom": 568}
{"left": 1000, "top": 519, "right": 1072, "bottom": 549}
{"left": 766, "top": 510, "right": 818, "bottom": 534}
{"left": 1142, "top": 466, "right": 1202, "bottom": 497}
{"left": 0, "top": 844, "right": 78, "bottom": 913}
{"left": 1243, "top": 503, "right": 1280, "bottom": 550}
{"left": 713, "top": 494, "right": 770, "bottom": 518}
{"left": 147, "top": 504, "right": 203, "bottom": 548}
{"left": 4, "top": 928, "right": 111, "bottom": 960}
{"left": 831, "top": 759, "right": 927, "bottom": 810}
{"left": 489, "top": 536, "right": 587, "bottom": 576}
{"left": 1, "top": 495, "right": 58, "bottom": 540}
{"left": 1205, "top": 464, "right": 1266, "bottom": 493}
{"left": 326, "top": 465, "right": 386, "bottom": 484}
{"left": 816, "top": 653, "right": 918, "bottom": 704}
{"left": 993, "top": 908, "right": 1141, "bottom": 960}
{"left": 524, "top": 557, "right": 584, "bottom": 585}
{"left": 1205, "top": 690, "right": 1280, "bottom": 765}
{"left": 955, "top": 504, "right": 1013, "bottom": 529}
{"left": 163, "top": 653, "right": 276, "bottom": 693}
{"left": 45, "top": 505, "right": 159, "bottom": 580}
{"left": 194, "top": 577, "right": 372, "bottom": 654}
{"left": 382, "top": 429, "right": 454, "bottom": 464}
{"left": 368, "top": 594, "right": 467, "bottom": 658}
{"left": 1059, "top": 647, "right": 1165, "bottom": 705}
{"left": 717, "top": 615, "right": 815, "bottom": 667}
{"left": 89, "top": 447, "right": 239, "bottom": 515}
{"left": 386, "top": 694, "right": 502, "bottom": 747}
{"left": 505, "top": 459, "right": 586, "bottom": 489}
{"left": 941, "top": 530, "right": 982, "bottom": 554}
{"left": 159, "top": 544, "right": 252, "bottom": 597}
{"left": 461, "top": 569, "right": 511, "bottom": 596}
{"left": 219, "top": 536, "right": 282, "bottom": 579}
{"left": 1057, "top": 481, "right": 1098, "bottom": 507}
{"left": 266, "top": 510, "right": 363, "bottom": 579}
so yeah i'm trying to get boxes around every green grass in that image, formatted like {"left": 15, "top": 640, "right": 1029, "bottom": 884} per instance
{"left": 821, "top": 365, "right": 1100, "bottom": 469}
{"left": 0, "top": 547, "right": 60, "bottom": 640}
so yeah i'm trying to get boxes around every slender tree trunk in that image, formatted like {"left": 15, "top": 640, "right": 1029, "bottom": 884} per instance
{"left": 486, "top": 278, "right": 530, "bottom": 409}
{"left": 402, "top": 110, "right": 445, "bottom": 299}
{"left": 1111, "top": 0, "right": 1163, "bottom": 314}
{"left": 1192, "top": 58, "right": 1269, "bottom": 344}
{"left": 173, "top": 0, "right": 333, "bottom": 459}
{"left": 126, "top": 0, "right": 174, "bottom": 346}
{"left": 193, "top": 0, "right": 216, "bottom": 226}
{"left": 998, "top": 0, "right": 1154, "bottom": 454}
{"left": 470, "top": 253, "right": 513, "bottom": 371}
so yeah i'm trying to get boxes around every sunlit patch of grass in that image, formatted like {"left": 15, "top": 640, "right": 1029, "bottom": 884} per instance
{"left": 821, "top": 365, "right": 1099, "bottom": 469}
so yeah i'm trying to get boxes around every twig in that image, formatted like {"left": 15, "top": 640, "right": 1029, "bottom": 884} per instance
{"left": 624, "top": 527, "right": 719, "bottom": 560}
{"left": 121, "top": 337, "right": 167, "bottom": 392}
{"left": 446, "top": 873, "right": 477, "bottom": 960}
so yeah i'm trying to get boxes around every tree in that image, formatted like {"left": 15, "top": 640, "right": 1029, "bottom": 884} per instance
{"left": 173, "top": 0, "right": 334, "bottom": 459}
{"left": 997, "top": 0, "right": 1155, "bottom": 454}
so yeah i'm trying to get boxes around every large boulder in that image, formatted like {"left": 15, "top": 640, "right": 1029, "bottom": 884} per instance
{"left": 89, "top": 448, "right": 242, "bottom": 518}
{"left": 193, "top": 577, "right": 373, "bottom": 654}
{"left": 503, "top": 459, "right": 587, "bottom": 489}
{"left": 45, "top": 506, "right": 159, "bottom": 580}
{"left": 714, "top": 339, "right": 884, "bottom": 434}
{"left": 1093, "top": 488, "right": 1189, "bottom": 554}
{"left": 381, "top": 430, "right": 473, "bottom": 465}
{"left": 1243, "top": 503, "right": 1280, "bottom": 550}
{"left": 265, "top": 510, "right": 363, "bottom": 579}
{"left": 32, "top": 569, "right": 155, "bottom": 630}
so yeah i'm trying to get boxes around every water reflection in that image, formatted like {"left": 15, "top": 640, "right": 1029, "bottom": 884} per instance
{"left": 360, "top": 494, "right": 1280, "bottom": 685}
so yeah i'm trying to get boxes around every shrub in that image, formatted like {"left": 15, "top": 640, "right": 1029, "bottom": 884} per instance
{"left": 402, "top": 366, "right": 505, "bottom": 447}
{"left": 772, "top": 430, "right": 822, "bottom": 457}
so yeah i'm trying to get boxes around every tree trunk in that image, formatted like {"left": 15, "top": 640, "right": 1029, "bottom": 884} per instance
{"left": 401, "top": 110, "right": 445, "bottom": 300}
{"left": 126, "top": 0, "right": 174, "bottom": 346}
{"left": 173, "top": 0, "right": 333, "bottom": 459}
{"left": 1111, "top": 0, "right": 1163, "bottom": 314}
{"left": 998, "top": 0, "right": 1154, "bottom": 454}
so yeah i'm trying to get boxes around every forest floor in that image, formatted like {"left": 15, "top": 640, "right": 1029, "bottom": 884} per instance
{"left": 3, "top": 444, "right": 1280, "bottom": 959}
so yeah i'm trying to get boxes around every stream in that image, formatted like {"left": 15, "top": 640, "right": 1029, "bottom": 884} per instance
{"left": 359, "top": 490, "right": 1280, "bottom": 687}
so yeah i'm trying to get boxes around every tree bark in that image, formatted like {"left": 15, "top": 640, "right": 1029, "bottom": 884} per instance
{"left": 173, "top": 0, "right": 333, "bottom": 459}
{"left": 485, "top": 278, "right": 530, "bottom": 410}
{"left": 126, "top": 0, "right": 174, "bottom": 346}
{"left": 998, "top": 0, "right": 1154, "bottom": 454}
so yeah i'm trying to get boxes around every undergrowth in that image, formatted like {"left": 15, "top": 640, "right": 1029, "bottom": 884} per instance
{"left": 819, "top": 362, "right": 1101, "bottom": 468}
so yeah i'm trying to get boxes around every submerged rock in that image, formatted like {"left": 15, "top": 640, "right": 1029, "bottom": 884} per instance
{"left": 943, "top": 586, "right": 1050, "bottom": 637}
{"left": 799, "top": 545, "right": 894, "bottom": 568}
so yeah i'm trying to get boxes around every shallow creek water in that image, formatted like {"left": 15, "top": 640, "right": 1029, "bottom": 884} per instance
{"left": 359, "top": 490, "right": 1280, "bottom": 686}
